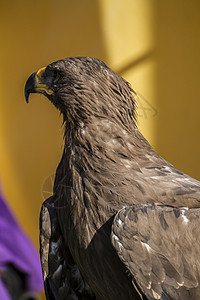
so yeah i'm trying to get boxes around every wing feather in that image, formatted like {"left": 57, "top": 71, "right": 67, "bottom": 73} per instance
{"left": 111, "top": 204, "right": 200, "bottom": 299}
{"left": 40, "top": 196, "right": 96, "bottom": 299}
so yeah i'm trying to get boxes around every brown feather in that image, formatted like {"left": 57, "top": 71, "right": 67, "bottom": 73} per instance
{"left": 25, "top": 57, "right": 200, "bottom": 300}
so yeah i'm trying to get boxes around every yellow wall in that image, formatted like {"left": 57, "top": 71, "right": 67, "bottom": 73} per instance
{"left": 0, "top": 0, "right": 200, "bottom": 247}
{"left": 154, "top": 1, "right": 200, "bottom": 180}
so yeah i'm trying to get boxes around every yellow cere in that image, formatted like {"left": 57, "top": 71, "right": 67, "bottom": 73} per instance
{"left": 35, "top": 67, "right": 53, "bottom": 95}
{"left": 36, "top": 66, "right": 46, "bottom": 79}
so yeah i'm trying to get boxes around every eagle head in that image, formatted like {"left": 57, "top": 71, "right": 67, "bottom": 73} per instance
{"left": 25, "top": 57, "right": 136, "bottom": 127}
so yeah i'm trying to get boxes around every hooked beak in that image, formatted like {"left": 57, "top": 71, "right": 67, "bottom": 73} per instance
{"left": 24, "top": 67, "right": 53, "bottom": 103}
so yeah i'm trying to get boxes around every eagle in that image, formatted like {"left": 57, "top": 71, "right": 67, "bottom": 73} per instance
{"left": 25, "top": 57, "right": 200, "bottom": 300}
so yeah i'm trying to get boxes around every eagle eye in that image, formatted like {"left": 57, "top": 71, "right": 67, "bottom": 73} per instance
{"left": 45, "top": 68, "right": 60, "bottom": 85}
{"left": 49, "top": 69, "right": 60, "bottom": 85}
{"left": 53, "top": 70, "right": 60, "bottom": 84}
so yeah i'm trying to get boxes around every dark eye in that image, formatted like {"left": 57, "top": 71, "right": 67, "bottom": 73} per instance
{"left": 53, "top": 70, "right": 60, "bottom": 84}
{"left": 45, "top": 68, "right": 60, "bottom": 85}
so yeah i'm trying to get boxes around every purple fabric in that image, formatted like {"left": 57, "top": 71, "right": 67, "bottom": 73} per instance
{"left": 0, "top": 279, "right": 11, "bottom": 300}
{"left": 0, "top": 184, "right": 43, "bottom": 298}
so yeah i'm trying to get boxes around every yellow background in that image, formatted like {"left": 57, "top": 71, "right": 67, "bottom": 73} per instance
{"left": 1, "top": 0, "right": 200, "bottom": 248}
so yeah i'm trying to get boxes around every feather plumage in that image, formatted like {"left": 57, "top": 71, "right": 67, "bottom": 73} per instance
{"left": 25, "top": 57, "right": 200, "bottom": 300}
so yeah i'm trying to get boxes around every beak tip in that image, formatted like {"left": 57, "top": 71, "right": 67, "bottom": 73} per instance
{"left": 25, "top": 91, "right": 29, "bottom": 103}
{"left": 24, "top": 72, "right": 36, "bottom": 103}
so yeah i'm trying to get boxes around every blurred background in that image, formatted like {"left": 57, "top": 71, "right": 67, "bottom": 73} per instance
{"left": 0, "top": 0, "right": 200, "bottom": 249}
